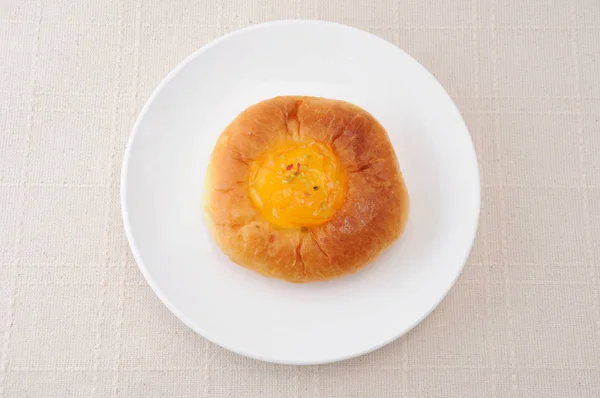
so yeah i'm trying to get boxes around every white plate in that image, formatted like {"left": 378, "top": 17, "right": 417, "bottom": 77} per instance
{"left": 121, "top": 20, "right": 480, "bottom": 365}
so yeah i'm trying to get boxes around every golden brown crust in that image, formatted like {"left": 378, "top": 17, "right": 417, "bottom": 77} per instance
{"left": 204, "top": 96, "right": 409, "bottom": 283}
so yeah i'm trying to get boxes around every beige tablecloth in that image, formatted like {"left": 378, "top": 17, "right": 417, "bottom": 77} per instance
{"left": 1, "top": 0, "right": 600, "bottom": 396}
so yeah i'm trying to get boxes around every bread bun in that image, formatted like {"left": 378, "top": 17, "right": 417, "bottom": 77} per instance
{"left": 204, "top": 96, "right": 409, "bottom": 283}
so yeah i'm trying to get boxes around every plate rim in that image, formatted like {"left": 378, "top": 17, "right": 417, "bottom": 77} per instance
{"left": 120, "top": 19, "right": 481, "bottom": 365}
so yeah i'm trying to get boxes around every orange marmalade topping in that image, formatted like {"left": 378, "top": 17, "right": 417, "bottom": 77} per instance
{"left": 248, "top": 139, "right": 347, "bottom": 228}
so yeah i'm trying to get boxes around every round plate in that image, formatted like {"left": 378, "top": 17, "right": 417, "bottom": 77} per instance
{"left": 121, "top": 20, "right": 480, "bottom": 365}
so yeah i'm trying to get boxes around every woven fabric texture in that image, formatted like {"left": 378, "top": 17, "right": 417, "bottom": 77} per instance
{"left": 1, "top": 0, "right": 600, "bottom": 396}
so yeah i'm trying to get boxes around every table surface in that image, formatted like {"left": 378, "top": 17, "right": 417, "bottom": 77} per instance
{"left": 1, "top": 0, "right": 600, "bottom": 397}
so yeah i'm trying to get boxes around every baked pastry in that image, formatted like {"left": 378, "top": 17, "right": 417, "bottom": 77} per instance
{"left": 204, "top": 96, "right": 409, "bottom": 283}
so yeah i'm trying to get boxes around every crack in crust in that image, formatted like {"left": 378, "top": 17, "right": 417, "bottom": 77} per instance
{"left": 295, "top": 235, "right": 306, "bottom": 278}
{"left": 214, "top": 182, "right": 244, "bottom": 194}
{"left": 310, "top": 232, "right": 331, "bottom": 264}
{"left": 348, "top": 159, "right": 385, "bottom": 174}
{"left": 214, "top": 223, "right": 244, "bottom": 229}
{"left": 284, "top": 99, "right": 304, "bottom": 139}
{"left": 214, "top": 187, "right": 236, "bottom": 194}
{"left": 330, "top": 114, "right": 361, "bottom": 146}
{"left": 230, "top": 149, "right": 252, "bottom": 166}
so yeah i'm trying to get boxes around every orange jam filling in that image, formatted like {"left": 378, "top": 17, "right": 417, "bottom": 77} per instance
{"left": 248, "top": 139, "right": 347, "bottom": 228}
